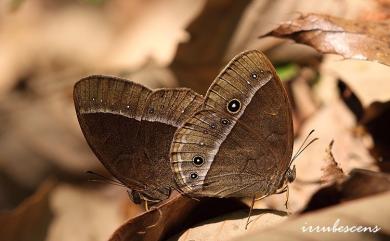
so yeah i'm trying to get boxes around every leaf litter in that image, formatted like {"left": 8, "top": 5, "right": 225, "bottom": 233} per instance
{"left": 0, "top": 1, "right": 389, "bottom": 241}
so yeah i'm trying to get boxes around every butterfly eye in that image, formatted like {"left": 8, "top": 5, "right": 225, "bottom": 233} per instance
{"left": 190, "top": 172, "right": 198, "bottom": 179}
{"left": 192, "top": 155, "right": 204, "bottom": 166}
{"left": 227, "top": 99, "right": 241, "bottom": 113}
{"left": 251, "top": 72, "right": 258, "bottom": 79}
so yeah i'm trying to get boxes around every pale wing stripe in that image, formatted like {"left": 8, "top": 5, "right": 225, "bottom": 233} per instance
{"left": 171, "top": 51, "right": 281, "bottom": 193}
{"left": 79, "top": 78, "right": 202, "bottom": 128}
{"left": 174, "top": 52, "right": 274, "bottom": 192}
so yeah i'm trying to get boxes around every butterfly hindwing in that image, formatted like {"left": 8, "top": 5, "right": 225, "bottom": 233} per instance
{"left": 74, "top": 75, "right": 203, "bottom": 202}
{"left": 170, "top": 50, "right": 293, "bottom": 197}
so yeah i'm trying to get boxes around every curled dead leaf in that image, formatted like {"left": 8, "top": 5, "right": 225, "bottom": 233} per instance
{"left": 321, "top": 140, "right": 346, "bottom": 185}
{"left": 262, "top": 13, "right": 390, "bottom": 66}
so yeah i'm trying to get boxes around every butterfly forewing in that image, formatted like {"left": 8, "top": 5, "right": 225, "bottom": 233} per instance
{"left": 74, "top": 75, "right": 203, "bottom": 202}
{"left": 170, "top": 50, "right": 293, "bottom": 198}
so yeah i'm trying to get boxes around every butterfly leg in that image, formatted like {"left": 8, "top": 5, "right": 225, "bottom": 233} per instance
{"left": 273, "top": 185, "right": 289, "bottom": 210}
{"left": 274, "top": 185, "right": 288, "bottom": 195}
{"left": 136, "top": 206, "right": 163, "bottom": 234}
{"left": 284, "top": 185, "right": 290, "bottom": 210}
{"left": 254, "top": 194, "right": 269, "bottom": 201}
{"left": 245, "top": 195, "right": 256, "bottom": 230}
{"left": 246, "top": 194, "right": 268, "bottom": 229}
{"left": 144, "top": 200, "right": 150, "bottom": 211}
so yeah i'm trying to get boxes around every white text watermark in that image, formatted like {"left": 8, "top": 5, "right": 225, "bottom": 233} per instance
{"left": 302, "top": 219, "right": 381, "bottom": 233}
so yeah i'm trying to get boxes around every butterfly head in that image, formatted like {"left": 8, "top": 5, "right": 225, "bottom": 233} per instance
{"left": 127, "top": 189, "right": 142, "bottom": 204}
{"left": 276, "top": 164, "right": 296, "bottom": 191}
{"left": 283, "top": 129, "right": 318, "bottom": 185}
{"left": 285, "top": 165, "right": 296, "bottom": 183}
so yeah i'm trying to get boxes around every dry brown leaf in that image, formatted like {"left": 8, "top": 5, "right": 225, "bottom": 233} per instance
{"left": 109, "top": 193, "right": 197, "bottom": 241}
{"left": 234, "top": 191, "right": 390, "bottom": 241}
{"left": 305, "top": 169, "right": 390, "bottom": 212}
{"left": 170, "top": 209, "right": 287, "bottom": 241}
{"left": 321, "top": 140, "right": 346, "bottom": 185}
{"left": 263, "top": 13, "right": 390, "bottom": 66}
{"left": 171, "top": 0, "right": 251, "bottom": 93}
{"left": 228, "top": 0, "right": 374, "bottom": 63}
{"left": 338, "top": 169, "right": 390, "bottom": 200}
{"left": 0, "top": 180, "right": 55, "bottom": 241}
{"left": 110, "top": 195, "right": 248, "bottom": 241}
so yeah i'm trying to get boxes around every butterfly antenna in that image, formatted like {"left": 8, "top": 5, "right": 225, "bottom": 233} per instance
{"left": 86, "top": 171, "right": 126, "bottom": 187}
{"left": 88, "top": 179, "right": 126, "bottom": 187}
{"left": 146, "top": 207, "right": 163, "bottom": 229}
{"left": 292, "top": 138, "right": 318, "bottom": 162}
{"left": 292, "top": 129, "right": 315, "bottom": 160}
{"left": 288, "top": 130, "right": 318, "bottom": 167}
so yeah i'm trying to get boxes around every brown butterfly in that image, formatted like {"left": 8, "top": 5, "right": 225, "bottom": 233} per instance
{"left": 170, "top": 50, "right": 294, "bottom": 199}
{"left": 74, "top": 50, "right": 296, "bottom": 205}
{"left": 74, "top": 76, "right": 203, "bottom": 203}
